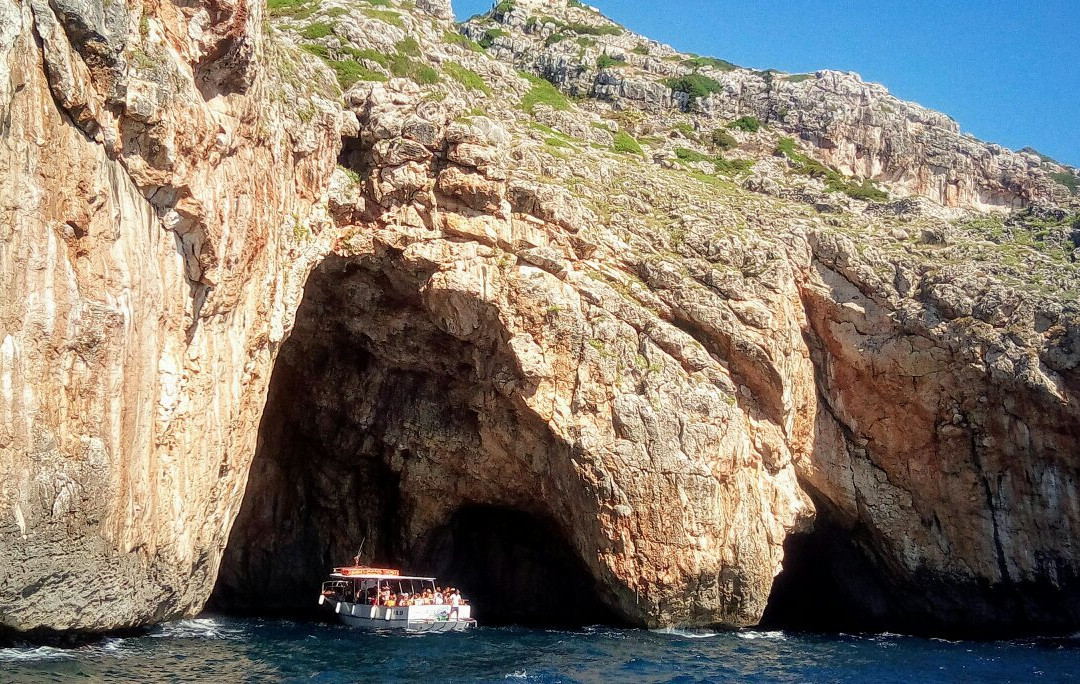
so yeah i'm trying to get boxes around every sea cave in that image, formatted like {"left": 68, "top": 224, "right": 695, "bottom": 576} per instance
{"left": 209, "top": 254, "right": 621, "bottom": 627}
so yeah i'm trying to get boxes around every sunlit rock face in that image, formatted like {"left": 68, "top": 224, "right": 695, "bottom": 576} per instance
{"left": 4, "top": 0, "right": 1080, "bottom": 640}
{"left": 0, "top": 0, "right": 340, "bottom": 634}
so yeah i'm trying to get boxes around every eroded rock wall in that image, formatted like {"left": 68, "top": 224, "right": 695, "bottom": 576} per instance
{"left": 792, "top": 233, "right": 1080, "bottom": 634}
{"left": 213, "top": 78, "right": 818, "bottom": 626}
{"left": 0, "top": 0, "right": 340, "bottom": 633}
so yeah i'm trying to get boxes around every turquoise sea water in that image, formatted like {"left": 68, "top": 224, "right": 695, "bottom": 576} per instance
{"left": 2, "top": 617, "right": 1079, "bottom": 683}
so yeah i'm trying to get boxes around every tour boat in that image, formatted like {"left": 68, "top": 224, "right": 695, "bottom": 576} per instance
{"left": 318, "top": 565, "right": 476, "bottom": 632}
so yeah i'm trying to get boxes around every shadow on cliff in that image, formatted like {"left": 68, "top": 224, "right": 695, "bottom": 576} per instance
{"left": 760, "top": 488, "right": 1080, "bottom": 639}
{"left": 207, "top": 254, "right": 623, "bottom": 628}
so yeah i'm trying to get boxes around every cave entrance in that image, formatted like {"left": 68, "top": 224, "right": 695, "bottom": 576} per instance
{"left": 209, "top": 254, "right": 621, "bottom": 627}
{"left": 413, "top": 505, "right": 622, "bottom": 627}
{"left": 758, "top": 511, "right": 893, "bottom": 634}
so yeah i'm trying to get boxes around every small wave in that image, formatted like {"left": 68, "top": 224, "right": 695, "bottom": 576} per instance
{"left": 652, "top": 627, "right": 722, "bottom": 639}
{"left": 0, "top": 645, "right": 78, "bottom": 663}
{"left": 101, "top": 637, "right": 127, "bottom": 653}
{"left": 504, "top": 670, "right": 528, "bottom": 679}
{"left": 150, "top": 618, "right": 243, "bottom": 640}
{"left": 736, "top": 630, "right": 787, "bottom": 641}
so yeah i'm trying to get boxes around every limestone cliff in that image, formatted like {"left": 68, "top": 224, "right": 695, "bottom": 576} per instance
{"left": 0, "top": 0, "right": 342, "bottom": 633}
{"left": 464, "top": 0, "right": 1077, "bottom": 211}
{"left": 3, "top": 0, "right": 1079, "bottom": 639}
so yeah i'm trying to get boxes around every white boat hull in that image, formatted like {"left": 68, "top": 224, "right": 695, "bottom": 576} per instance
{"left": 321, "top": 596, "right": 475, "bottom": 632}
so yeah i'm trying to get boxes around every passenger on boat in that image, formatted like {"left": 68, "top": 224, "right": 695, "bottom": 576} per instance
{"left": 449, "top": 588, "right": 461, "bottom": 618}
{"left": 379, "top": 586, "right": 391, "bottom": 605}
{"left": 434, "top": 587, "right": 444, "bottom": 604}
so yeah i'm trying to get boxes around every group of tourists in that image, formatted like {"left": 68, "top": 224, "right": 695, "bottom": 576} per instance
{"left": 373, "top": 585, "right": 465, "bottom": 611}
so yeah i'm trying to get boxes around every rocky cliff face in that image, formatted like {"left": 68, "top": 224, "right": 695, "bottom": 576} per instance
{"left": 0, "top": 0, "right": 342, "bottom": 633}
{"left": 3, "top": 0, "right": 1080, "bottom": 639}
{"left": 464, "top": 0, "right": 1077, "bottom": 211}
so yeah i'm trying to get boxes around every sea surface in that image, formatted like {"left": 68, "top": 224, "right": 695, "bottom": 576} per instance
{"left": 2, "top": 616, "right": 1079, "bottom": 683}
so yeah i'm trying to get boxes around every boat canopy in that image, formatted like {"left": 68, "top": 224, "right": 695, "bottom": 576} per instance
{"left": 330, "top": 566, "right": 435, "bottom": 581}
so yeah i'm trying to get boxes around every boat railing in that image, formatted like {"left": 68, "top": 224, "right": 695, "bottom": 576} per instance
{"left": 321, "top": 580, "right": 351, "bottom": 599}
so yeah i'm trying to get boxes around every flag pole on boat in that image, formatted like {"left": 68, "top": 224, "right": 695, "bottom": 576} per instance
{"left": 353, "top": 537, "right": 366, "bottom": 566}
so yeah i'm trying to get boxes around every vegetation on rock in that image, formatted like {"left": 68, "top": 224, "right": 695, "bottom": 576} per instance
{"left": 710, "top": 129, "right": 738, "bottom": 150}
{"left": 729, "top": 116, "right": 762, "bottom": 133}
{"left": 613, "top": 131, "right": 645, "bottom": 155}
{"left": 519, "top": 73, "right": 571, "bottom": 113}
{"left": 665, "top": 73, "right": 723, "bottom": 100}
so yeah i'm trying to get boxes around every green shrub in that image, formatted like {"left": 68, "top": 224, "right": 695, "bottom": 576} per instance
{"left": 728, "top": 116, "right": 761, "bottom": 133}
{"left": 1051, "top": 171, "right": 1080, "bottom": 195}
{"left": 596, "top": 54, "right": 627, "bottom": 69}
{"left": 444, "top": 30, "right": 484, "bottom": 52}
{"left": 682, "top": 55, "right": 737, "bottom": 72}
{"left": 570, "top": 23, "right": 621, "bottom": 36}
{"left": 494, "top": 0, "right": 515, "bottom": 14}
{"left": 612, "top": 131, "right": 644, "bottom": 155}
{"left": 545, "top": 33, "right": 567, "bottom": 46}
{"left": 674, "top": 147, "right": 711, "bottom": 163}
{"left": 576, "top": 36, "right": 597, "bottom": 48}
{"left": 330, "top": 60, "right": 387, "bottom": 88}
{"left": 301, "top": 43, "right": 331, "bottom": 59}
{"left": 396, "top": 36, "right": 421, "bottom": 56}
{"left": 631, "top": 44, "right": 650, "bottom": 56}
{"left": 362, "top": 9, "right": 403, "bottom": 27}
{"left": 835, "top": 178, "right": 888, "bottom": 202}
{"left": 300, "top": 22, "right": 334, "bottom": 39}
{"left": 710, "top": 129, "right": 737, "bottom": 150}
{"left": 545, "top": 137, "right": 572, "bottom": 149}
{"left": 714, "top": 157, "right": 754, "bottom": 175}
{"left": 390, "top": 54, "right": 439, "bottom": 84}
{"left": 519, "top": 73, "right": 571, "bottom": 113}
{"left": 480, "top": 28, "right": 507, "bottom": 49}
{"left": 666, "top": 74, "right": 723, "bottom": 100}
{"left": 775, "top": 136, "right": 798, "bottom": 158}
{"left": 673, "top": 122, "right": 695, "bottom": 138}
{"left": 340, "top": 47, "right": 391, "bottom": 67}
{"left": 268, "top": 0, "right": 314, "bottom": 18}
{"left": 444, "top": 62, "right": 490, "bottom": 94}
{"left": 786, "top": 73, "right": 813, "bottom": 83}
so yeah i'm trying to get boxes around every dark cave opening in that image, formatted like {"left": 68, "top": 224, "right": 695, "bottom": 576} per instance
{"left": 759, "top": 498, "right": 1080, "bottom": 639}
{"left": 208, "top": 255, "right": 620, "bottom": 627}
{"left": 759, "top": 513, "right": 895, "bottom": 635}
{"left": 412, "top": 505, "right": 623, "bottom": 627}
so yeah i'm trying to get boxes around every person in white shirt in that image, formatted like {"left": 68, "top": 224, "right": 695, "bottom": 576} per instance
{"left": 449, "top": 588, "right": 461, "bottom": 618}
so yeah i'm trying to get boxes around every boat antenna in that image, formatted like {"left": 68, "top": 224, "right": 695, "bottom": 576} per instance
{"left": 353, "top": 537, "right": 366, "bottom": 565}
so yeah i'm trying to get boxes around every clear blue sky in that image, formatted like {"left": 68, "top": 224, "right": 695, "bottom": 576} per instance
{"left": 455, "top": 1, "right": 1080, "bottom": 167}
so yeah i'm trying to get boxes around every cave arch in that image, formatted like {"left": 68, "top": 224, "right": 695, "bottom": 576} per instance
{"left": 209, "top": 253, "right": 622, "bottom": 627}
{"left": 412, "top": 505, "right": 622, "bottom": 626}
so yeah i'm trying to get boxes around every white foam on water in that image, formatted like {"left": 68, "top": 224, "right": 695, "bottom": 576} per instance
{"left": 504, "top": 670, "right": 528, "bottom": 679}
{"left": 736, "top": 630, "right": 787, "bottom": 641}
{"left": 100, "top": 637, "right": 127, "bottom": 653}
{"left": 652, "top": 627, "right": 722, "bottom": 639}
{"left": 151, "top": 618, "right": 242, "bottom": 640}
{"left": 0, "top": 645, "right": 78, "bottom": 663}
